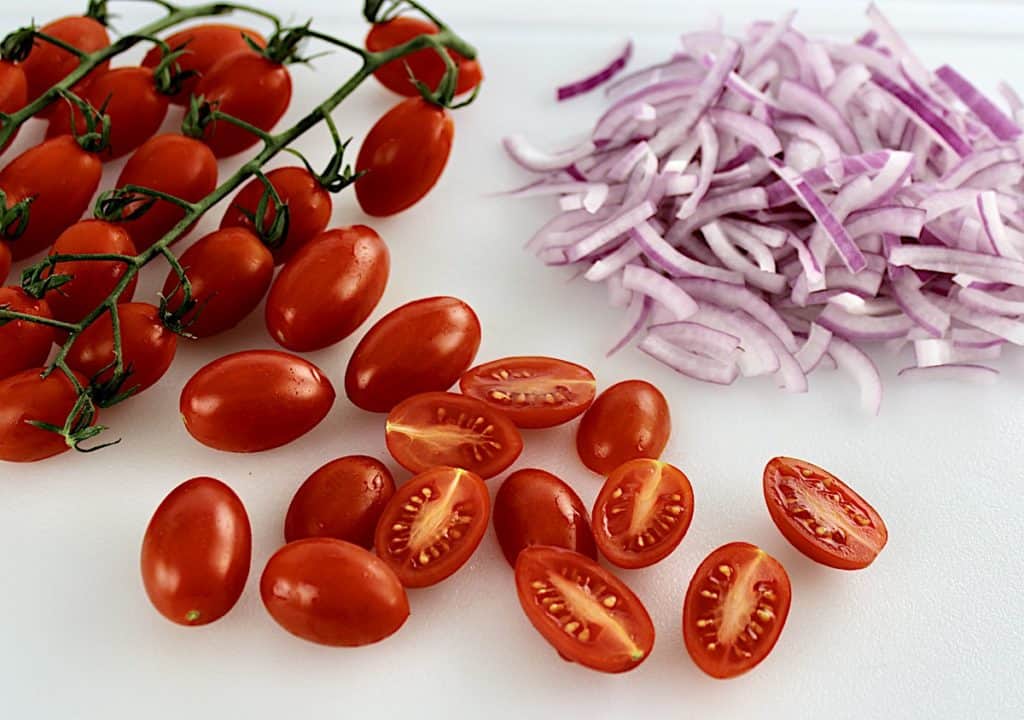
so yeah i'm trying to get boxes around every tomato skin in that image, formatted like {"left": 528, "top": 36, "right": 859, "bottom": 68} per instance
{"left": 21, "top": 16, "right": 110, "bottom": 105}
{"left": 113, "top": 134, "right": 219, "bottom": 251}
{"left": 261, "top": 538, "right": 409, "bottom": 646}
{"left": 460, "top": 356, "right": 597, "bottom": 429}
{"left": 141, "top": 24, "right": 267, "bottom": 105}
{"left": 0, "top": 243, "right": 10, "bottom": 283}
{"left": 374, "top": 466, "right": 490, "bottom": 588}
{"left": 355, "top": 97, "right": 453, "bottom": 217}
{"left": 346, "top": 296, "right": 481, "bottom": 412}
{"left": 0, "top": 369, "right": 91, "bottom": 462}
{"left": 576, "top": 380, "right": 670, "bottom": 475}
{"left": 366, "top": 16, "right": 483, "bottom": 97}
{"left": 180, "top": 350, "right": 335, "bottom": 453}
{"left": 266, "top": 226, "right": 390, "bottom": 352}
{"left": 515, "top": 546, "right": 655, "bottom": 674}
{"left": 0, "top": 287, "right": 55, "bottom": 380}
{"left": 763, "top": 456, "right": 888, "bottom": 570}
{"left": 194, "top": 53, "right": 292, "bottom": 157}
{"left": 0, "top": 61, "right": 27, "bottom": 152}
{"left": 141, "top": 476, "right": 251, "bottom": 626}
{"left": 161, "top": 227, "right": 273, "bottom": 338}
{"left": 494, "top": 468, "right": 597, "bottom": 567}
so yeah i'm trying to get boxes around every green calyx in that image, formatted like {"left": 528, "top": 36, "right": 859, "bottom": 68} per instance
{"left": 0, "top": 25, "right": 37, "bottom": 63}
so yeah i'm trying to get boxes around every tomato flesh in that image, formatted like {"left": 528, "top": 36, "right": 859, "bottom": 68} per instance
{"left": 576, "top": 379, "right": 671, "bottom": 475}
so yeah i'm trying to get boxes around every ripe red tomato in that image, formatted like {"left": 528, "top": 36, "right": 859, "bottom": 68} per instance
{"left": 576, "top": 380, "right": 670, "bottom": 475}
{"left": 365, "top": 16, "right": 483, "bottom": 97}
{"left": 180, "top": 350, "right": 335, "bottom": 452}
{"left": 45, "top": 220, "right": 137, "bottom": 326}
{"left": 219, "top": 166, "right": 331, "bottom": 265}
{"left": 21, "top": 16, "right": 110, "bottom": 105}
{"left": 515, "top": 546, "right": 655, "bottom": 674}
{"left": 0, "top": 368, "right": 92, "bottom": 462}
{"left": 161, "top": 227, "right": 272, "bottom": 338}
{"left": 266, "top": 226, "right": 389, "bottom": 352}
{"left": 140, "top": 476, "right": 251, "bottom": 626}
{"left": 113, "top": 134, "right": 218, "bottom": 250}
{"left": 460, "top": 356, "right": 597, "bottom": 429}
{"left": 67, "top": 302, "right": 177, "bottom": 396}
{"left": 0, "top": 242, "right": 9, "bottom": 283}
{"left": 0, "top": 287, "right": 55, "bottom": 379}
{"left": 194, "top": 53, "right": 292, "bottom": 157}
{"left": 683, "top": 542, "right": 792, "bottom": 679}
{"left": 0, "top": 61, "right": 27, "bottom": 152}
{"left": 592, "top": 459, "right": 694, "bottom": 569}
{"left": 374, "top": 466, "right": 490, "bottom": 587}
{"left": 141, "top": 24, "right": 267, "bottom": 105}
{"left": 0, "top": 135, "right": 103, "bottom": 260}
{"left": 493, "top": 468, "right": 597, "bottom": 567}
{"left": 385, "top": 392, "right": 523, "bottom": 479}
{"left": 355, "top": 97, "right": 453, "bottom": 217}
{"left": 763, "top": 456, "right": 888, "bottom": 570}
{"left": 346, "top": 296, "right": 481, "bottom": 412}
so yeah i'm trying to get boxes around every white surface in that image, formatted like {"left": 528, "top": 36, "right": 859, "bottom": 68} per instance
{"left": 2, "top": 1, "right": 1023, "bottom": 718}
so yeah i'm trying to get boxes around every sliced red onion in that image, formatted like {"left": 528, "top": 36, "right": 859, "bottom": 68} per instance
{"left": 977, "top": 191, "right": 1021, "bottom": 259}
{"left": 870, "top": 72, "right": 972, "bottom": 158}
{"left": 709, "top": 108, "right": 782, "bottom": 157}
{"left": 648, "top": 320, "right": 741, "bottom": 361}
{"left": 935, "top": 65, "right": 1022, "bottom": 141}
{"left": 933, "top": 294, "right": 1024, "bottom": 345}
{"left": 889, "top": 245, "right": 1024, "bottom": 286}
{"left": 816, "top": 303, "right": 914, "bottom": 340}
{"left": 690, "top": 303, "right": 781, "bottom": 376}
{"left": 678, "top": 118, "right": 719, "bottom": 218}
{"left": 956, "top": 287, "right": 1024, "bottom": 316}
{"left": 565, "top": 201, "right": 657, "bottom": 262}
{"left": 639, "top": 335, "right": 740, "bottom": 385}
{"left": 557, "top": 40, "right": 634, "bottom": 101}
{"left": 630, "top": 221, "right": 742, "bottom": 282}
{"left": 845, "top": 206, "right": 925, "bottom": 239}
{"left": 897, "top": 364, "right": 999, "bottom": 384}
{"left": 677, "top": 277, "right": 798, "bottom": 351}
{"left": 608, "top": 294, "right": 651, "bottom": 356}
{"left": 703, "top": 222, "right": 786, "bottom": 294}
{"left": 828, "top": 337, "right": 882, "bottom": 414}
{"left": 606, "top": 269, "right": 632, "bottom": 308}
{"left": 889, "top": 271, "right": 950, "bottom": 337}
{"left": 795, "top": 322, "right": 833, "bottom": 372}
{"left": 585, "top": 238, "right": 642, "bottom": 282}
{"left": 777, "top": 80, "right": 861, "bottom": 154}
{"left": 913, "top": 338, "right": 1002, "bottom": 367}
{"left": 623, "top": 265, "right": 698, "bottom": 320}
{"left": 504, "top": 135, "right": 598, "bottom": 172}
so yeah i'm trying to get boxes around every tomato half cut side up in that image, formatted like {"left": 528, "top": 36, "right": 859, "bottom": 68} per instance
{"left": 514, "top": 546, "right": 654, "bottom": 674}
{"left": 763, "top": 456, "right": 888, "bottom": 570}
{"left": 682, "top": 542, "right": 791, "bottom": 679}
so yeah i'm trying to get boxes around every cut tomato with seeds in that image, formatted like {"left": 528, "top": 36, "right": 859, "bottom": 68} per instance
{"left": 514, "top": 545, "right": 654, "bottom": 674}
{"left": 763, "top": 456, "right": 887, "bottom": 570}
{"left": 459, "top": 356, "right": 597, "bottom": 429}
{"left": 374, "top": 466, "right": 490, "bottom": 588}
{"left": 683, "top": 542, "right": 791, "bottom": 679}
{"left": 592, "top": 459, "right": 694, "bottom": 569}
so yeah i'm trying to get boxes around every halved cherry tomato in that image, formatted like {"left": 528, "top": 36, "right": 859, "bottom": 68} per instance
{"left": 763, "top": 456, "right": 888, "bottom": 570}
{"left": 141, "top": 476, "right": 251, "bottom": 626}
{"left": 0, "top": 61, "right": 27, "bottom": 152}
{"left": 0, "top": 287, "right": 55, "bottom": 379}
{"left": 113, "top": 134, "right": 218, "bottom": 250}
{"left": 180, "top": 350, "right": 335, "bottom": 452}
{"left": 365, "top": 16, "right": 483, "bottom": 97}
{"left": 592, "top": 459, "right": 693, "bottom": 569}
{"left": 141, "top": 24, "right": 267, "bottom": 105}
{"left": 385, "top": 392, "right": 523, "bottom": 479}
{"left": 219, "top": 166, "right": 332, "bottom": 265}
{"left": 194, "top": 52, "right": 292, "bottom": 157}
{"left": 161, "top": 227, "right": 273, "bottom": 338}
{"left": 683, "top": 542, "right": 792, "bottom": 679}
{"left": 0, "top": 242, "right": 9, "bottom": 283}
{"left": 346, "top": 296, "right": 481, "bottom": 412}
{"left": 460, "top": 356, "right": 596, "bottom": 429}
{"left": 21, "top": 15, "right": 110, "bottom": 105}
{"left": 374, "top": 466, "right": 490, "bottom": 587}
{"left": 576, "top": 379, "right": 670, "bottom": 475}
{"left": 494, "top": 468, "right": 597, "bottom": 567}
{"left": 266, "top": 226, "right": 389, "bottom": 352}
{"left": 0, "top": 368, "right": 92, "bottom": 462}
{"left": 355, "top": 97, "right": 453, "bottom": 217}
{"left": 515, "top": 545, "right": 655, "bottom": 674}
{"left": 284, "top": 455, "right": 395, "bottom": 548}
{"left": 261, "top": 538, "right": 409, "bottom": 646}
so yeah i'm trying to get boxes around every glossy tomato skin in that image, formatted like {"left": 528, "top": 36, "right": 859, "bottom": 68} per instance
{"left": 113, "top": 134, "right": 219, "bottom": 250}
{"left": 161, "top": 227, "right": 273, "bottom": 337}
{"left": 0, "top": 287, "right": 55, "bottom": 380}
{"left": 21, "top": 16, "right": 110, "bottom": 105}
{"left": 494, "top": 468, "right": 597, "bottom": 567}
{"left": 266, "top": 226, "right": 390, "bottom": 352}
{"left": 0, "top": 369, "right": 91, "bottom": 462}
{"left": 261, "top": 538, "right": 409, "bottom": 646}
{"left": 366, "top": 16, "right": 483, "bottom": 97}
{"left": 0, "top": 61, "right": 27, "bottom": 152}
{"left": 683, "top": 542, "right": 792, "bottom": 679}
{"left": 194, "top": 53, "right": 292, "bottom": 157}
{"left": 220, "top": 167, "right": 331, "bottom": 265}
{"left": 0, "top": 243, "right": 10, "bottom": 283}
{"left": 180, "top": 350, "right": 335, "bottom": 453}
{"left": 515, "top": 546, "right": 655, "bottom": 674}
{"left": 375, "top": 466, "right": 490, "bottom": 588}
{"left": 763, "top": 457, "right": 888, "bottom": 570}
{"left": 141, "top": 24, "right": 267, "bottom": 105}
{"left": 346, "top": 296, "right": 481, "bottom": 412}
{"left": 355, "top": 97, "right": 453, "bottom": 217}
{"left": 576, "top": 380, "right": 670, "bottom": 475}
{"left": 385, "top": 392, "right": 523, "bottom": 479}
{"left": 460, "top": 356, "right": 597, "bottom": 429}
{"left": 46, "top": 220, "right": 138, "bottom": 325}
{"left": 141, "top": 476, "right": 251, "bottom": 626}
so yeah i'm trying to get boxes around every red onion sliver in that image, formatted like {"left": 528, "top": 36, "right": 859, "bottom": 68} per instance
{"left": 828, "top": 337, "right": 882, "bottom": 414}
{"left": 795, "top": 322, "right": 834, "bottom": 372}
{"left": 623, "top": 265, "right": 699, "bottom": 320}
{"left": 648, "top": 320, "right": 742, "bottom": 361}
{"left": 913, "top": 338, "right": 1002, "bottom": 368}
{"left": 504, "top": 135, "right": 598, "bottom": 172}
{"left": 639, "top": 335, "right": 740, "bottom": 385}
{"left": 897, "top": 364, "right": 999, "bottom": 384}
{"left": 565, "top": 201, "right": 657, "bottom": 262}
{"left": 817, "top": 303, "right": 914, "bottom": 340}
{"left": 607, "top": 294, "right": 651, "bottom": 356}
{"left": 677, "top": 277, "right": 798, "bottom": 351}
{"left": 557, "top": 40, "right": 634, "bottom": 101}
{"left": 935, "top": 65, "right": 1022, "bottom": 141}
{"left": 631, "top": 222, "right": 742, "bottom": 282}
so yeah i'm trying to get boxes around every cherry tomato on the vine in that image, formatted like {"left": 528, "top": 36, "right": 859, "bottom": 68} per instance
{"left": 366, "top": 16, "right": 483, "bottom": 97}
{"left": 141, "top": 476, "right": 251, "bottom": 626}
{"left": 0, "top": 287, "right": 55, "bottom": 380}
{"left": 355, "top": 97, "right": 453, "bottom": 217}
{"left": 576, "top": 380, "right": 670, "bottom": 475}
{"left": 0, "top": 242, "right": 10, "bottom": 283}
{"left": 21, "top": 15, "right": 110, "bottom": 105}
{"left": 0, "top": 61, "right": 28, "bottom": 152}
{"left": 0, "top": 368, "right": 92, "bottom": 463}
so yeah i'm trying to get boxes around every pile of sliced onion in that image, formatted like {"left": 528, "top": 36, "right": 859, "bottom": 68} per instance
{"left": 503, "top": 4, "right": 1024, "bottom": 413}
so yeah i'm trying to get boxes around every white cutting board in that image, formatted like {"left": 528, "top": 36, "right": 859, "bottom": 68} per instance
{"left": 2, "top": 1, "right": 1022, "bottom": 718}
